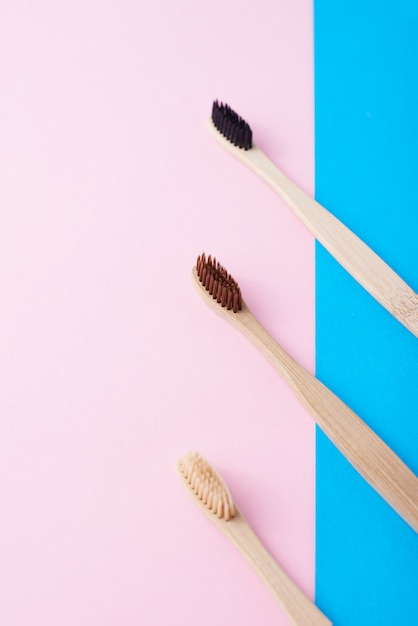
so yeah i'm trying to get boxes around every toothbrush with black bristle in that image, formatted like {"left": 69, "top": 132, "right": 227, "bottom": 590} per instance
{"left": 208, "top": 100, "right": 418, "bottom": 339}
{"left": 192, "top": 253, "right": 418, "bottom": 533}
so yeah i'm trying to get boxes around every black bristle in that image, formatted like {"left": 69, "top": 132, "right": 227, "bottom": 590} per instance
{"left": 211, "top": 101, "right": 253, "bottom": 150}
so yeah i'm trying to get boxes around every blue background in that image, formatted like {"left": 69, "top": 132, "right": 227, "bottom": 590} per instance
{"left": 314, "top": 1, "right": 418, "bottom": 624}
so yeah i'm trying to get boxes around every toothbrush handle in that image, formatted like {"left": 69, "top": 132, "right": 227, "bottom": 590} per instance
{"left": 192, "top": 268, "right": 418, "bottom": 531}
{"left": 244, "top": 312, "right": 418, "bottom": 533}
{"left": 223, "top": 511, "right": 332, "bottom": 626}
{"left": 208, "top": 117, "right": 418, "bottom": 339}
{"left": 248, "top": 147, "right": 418, "bottom": 338}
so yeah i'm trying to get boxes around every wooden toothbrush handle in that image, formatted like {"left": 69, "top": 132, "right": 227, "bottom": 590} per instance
{"left": 223, "top": 511, "right": 332, "bottom": 626}
{"left": 243, "top": 312, "right": 418, "bottom": 533}
{"left": 245, "top": 147, "right": 418, "bottom": 339}
{"left": 192, "top": 267, "right": 418, "bottom": 530}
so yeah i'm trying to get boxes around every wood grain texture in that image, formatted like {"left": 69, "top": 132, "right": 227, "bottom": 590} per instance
{"left": 178, "top": 456, "right": 332, "bottom": 626}
{"left": 192, "top": 268, "right": 418, "bottom": 533}
{"left": 207, "top": 119, "right": 418, "bottom": 338}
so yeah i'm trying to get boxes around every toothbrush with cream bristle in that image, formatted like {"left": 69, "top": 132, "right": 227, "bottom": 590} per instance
{"left": 192, "top": 253, "right": 418, "bottom": 532}
{"left": 178, "top": 450, "right": 332, "bottom": 626}
{"left": 208, "top": 100, "right": 418, "bottom": 339}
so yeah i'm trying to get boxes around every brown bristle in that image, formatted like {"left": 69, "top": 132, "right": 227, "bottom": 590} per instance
{"left": 196, "top": 253, "right": 242, "bottom": 313}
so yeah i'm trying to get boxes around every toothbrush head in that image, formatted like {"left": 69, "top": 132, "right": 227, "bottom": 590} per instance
{"left": 211, "top": 100, "right": 253, "bottom": 151}
{"left": 196, "top": 253, "right": 242, "bottom": 313}
{"left": 178, "top": 451, "right": 236, "bottom": 521}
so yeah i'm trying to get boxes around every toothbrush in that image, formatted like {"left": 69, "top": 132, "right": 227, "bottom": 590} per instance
{"left": 178, "top": 450, "right": 333, "bottom": 626}
{"left": 193, "top": 253, "right": 418, "bottom": 533}
{"left": 208, "top": 101, "right": 418, "bottom": 339}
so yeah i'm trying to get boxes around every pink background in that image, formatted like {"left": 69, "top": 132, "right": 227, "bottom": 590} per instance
{"left": 0, "top": 2, "right": 314, "bottom": 624}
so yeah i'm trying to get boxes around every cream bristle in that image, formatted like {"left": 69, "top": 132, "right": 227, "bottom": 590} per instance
{"left": 179, "top": 451, "right": 236, "bottom": 521}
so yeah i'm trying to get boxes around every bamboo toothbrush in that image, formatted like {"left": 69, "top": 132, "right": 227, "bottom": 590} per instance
{"left": 192, "top": 253, "right": 418, "bottom": 533}
{"left": 208, "top": 101, "right": 418, "bottom": 339}
{"left": 178, "top": 450, "right": 332, "bottom": 626}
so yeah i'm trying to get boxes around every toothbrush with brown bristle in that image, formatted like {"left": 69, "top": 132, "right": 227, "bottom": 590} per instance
{"left": 178, "top": 450, "right": 333, "bottom": 626}
{"left": 208, "top": 100, "right": 418, "bottom": 339}
{"left": 193, "top": 253, "right": 418, "bottom": 533}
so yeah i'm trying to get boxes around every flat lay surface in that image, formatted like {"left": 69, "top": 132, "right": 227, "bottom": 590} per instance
{"left": 0, "top": 2, "right": 315, "bottom": 625}
{"left": 315, "top": 2, "right": 418, "bottom": 623}
{"left": 0, "top": 2, "right": 416, "bottom": 625}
